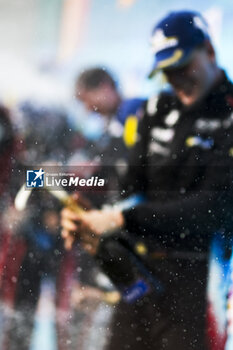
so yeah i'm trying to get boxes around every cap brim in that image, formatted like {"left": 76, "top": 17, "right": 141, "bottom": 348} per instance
{"left": 148, "top": 48, "right": 193, "bottom": 78}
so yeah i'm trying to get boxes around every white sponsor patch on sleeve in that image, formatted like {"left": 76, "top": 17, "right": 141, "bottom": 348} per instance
{"left": 146, "top": 96, "right": 159, "bottom": 116}
{"left": 164, "top": 110, "right": 180, "bottom": 127}
{"left": 151, "top": 127, "right": 175, "bottom": 143}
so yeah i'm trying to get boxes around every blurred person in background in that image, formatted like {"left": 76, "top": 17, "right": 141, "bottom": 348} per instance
{"left": 68, "top": 67, "right": 146, "bottom": 297}
{"left": 0, "top": 103, "right": 76, "bottom": 350}
{"left": 0, "top": 105, "right": 15, "bottom": 298}
{"left": 58, "top": 68, "right": 146, "bottom": 349}
{"left": 68, "top": 67, "right": 145, "bottom": 209}
{"left": 0, "top": 105, "right": 25, "bottom": 349}
{"left": 75, "top": 67, "right": 145, "bottom": 150}
{"left": 0, "top": 104, "right": 16, "bottom": 291}
{"left": 61, "top": 10, "right": 233, "bottom": 350}
{"left": 2, "top": 196, "right": 64, "bottom": 350}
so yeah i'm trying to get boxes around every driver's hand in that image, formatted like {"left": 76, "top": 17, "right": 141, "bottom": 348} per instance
{"left": 60, "top": 207, "right": 124, "bottom": 254}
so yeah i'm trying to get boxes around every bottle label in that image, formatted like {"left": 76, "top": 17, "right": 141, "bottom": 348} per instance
{"left": 122, "top": 279, "right": 149, "bottom": 303}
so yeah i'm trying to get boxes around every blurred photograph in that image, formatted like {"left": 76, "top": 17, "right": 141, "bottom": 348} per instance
{"left": 0, "top": 1, "right": 233, "bottom": 350}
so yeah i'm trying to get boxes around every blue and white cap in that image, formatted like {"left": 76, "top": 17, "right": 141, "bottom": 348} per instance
{"left": 149, "top": 10, "right": 210, "bottom": 77}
